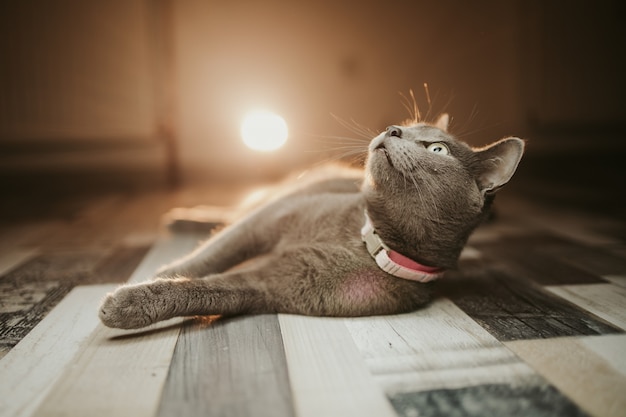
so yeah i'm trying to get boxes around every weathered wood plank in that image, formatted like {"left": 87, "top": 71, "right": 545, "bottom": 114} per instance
{"left": 124, "top": 232, "right": 205, "bottom": 285}
{"left": 90, "top": 244, "right": 152, "bottom": 284}
{"left": 476, "top": 236, "right": 605, "bottom": 286}
{"left": 0, "top": 284, "right": 116, "bottom": 417}
{"left": 32, "top": 233, "right": 202, "bottom": 417}
{"left": 390, "top": 382, "right": 590, "bottom": 417}
{"left": 547, "top": 284, "right": 626, "bottom": 330}
{"left": 0, "top": 244, "right": 151, "bottom": 351}
{"left": 543, "top": 244, "right": 626, "bottom": 277}
{"left": 436, "top": 267, "right": 621, "bottom": 341}
{"left": 343, "top": 299, "right": 592, "bottom": 417}
{"left": 0, "top": 248, "right": 38, "bottom": 277}
{"left": 95, "top": 190, "right": 178, "bottom": 245}
{"left": 501, "top": 198, "right": 623, "bottom": 246}
{"left": 278, "top": 314, "right": 396, "bottom": 417}
{"left": 603, "top": 274, "right": 626, "bottom": 288}
{"left": 506, "top": 335, "right": 626, "bottom": 417}
{"left": 35, "top": 317, "right": 184, "bottom": 417}
{"left": 157, "top": 315, "right": 294, "bottom": 417}
{"left": 0, "top": 220, "right": 65, "bottom": 251}
{"left": 37, "top": 194, "right": 126, "bottom": 247}
{"left": 0, "top": 281, "right": 71, "bottom": 353}
{"left": 0, "top": 249, "right": 109, "bottom": 285}
{"left": 345, "top": 299, "right": 535, "bottom": 395}
{"left": 580, "top": 334, "right": 626, "bottom": 376}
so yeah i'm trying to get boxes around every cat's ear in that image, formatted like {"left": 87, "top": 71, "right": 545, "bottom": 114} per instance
{"left": 435, "top": 113, "right": 449, "bottom": 132}
{"left": 474, "top": 137, "right": 524, "bottom": 194}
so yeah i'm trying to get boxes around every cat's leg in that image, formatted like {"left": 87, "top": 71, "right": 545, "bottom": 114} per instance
{"left": 100, "top": 246, "right": 430, "bottom": 329}
{"left": 100, "top": 247, "right": 334, "bottom": 329}
{"left": 99, "top": 273, "right": 273, "bottom": 329}
{"left": 155, "top": 207, "right": 281, "bottom": 279}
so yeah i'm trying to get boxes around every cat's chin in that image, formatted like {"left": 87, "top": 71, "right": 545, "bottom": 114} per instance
{"left": 372, "top": 147, "right": 394, "bottom": 168}
{"left": 381, "top": 149, "right": 394, "bottom": 166}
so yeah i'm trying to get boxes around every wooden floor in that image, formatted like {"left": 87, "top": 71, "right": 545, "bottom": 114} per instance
{"left": 0, "top": 179, "right": 625, "bottom": 417}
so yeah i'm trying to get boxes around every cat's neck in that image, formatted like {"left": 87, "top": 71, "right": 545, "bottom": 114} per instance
{"left": 362, "top": 190, "right": 476, "bottom": 269}
{"left": 361, "top": 210, "right": 445, "bottom": 282}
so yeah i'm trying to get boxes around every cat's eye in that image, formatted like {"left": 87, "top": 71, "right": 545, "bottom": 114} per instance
{"left": 426, "top": 142, "right": 449, "bottom": 155}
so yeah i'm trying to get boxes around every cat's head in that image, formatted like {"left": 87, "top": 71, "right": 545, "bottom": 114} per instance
{"left": 363, "top": 114, "right": 524, "bottom": 269}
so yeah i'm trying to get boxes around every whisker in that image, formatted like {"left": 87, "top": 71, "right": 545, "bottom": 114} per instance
{"left": 313, "top": 135, "right": 370, "bottom": 144}
{"left": 424, "top": 83, "right": 431, "bottom": 108}
{"left": 410, "top": 88, "right": 420, "bottom": 123}
{"left": 304, "top": 145, "right": 365, "bottom": 158}
{"left": 330, "top": 114, "right": 376, "bottom": 139}
{"left": 399, "top": 89, "right": 420, "bottom": 124}
{"left": 310, "top": 153, "right": 366, "bottom": 170}
{"left": 347, "top": 117, "right": 377, "bottom": 136}
{"left": 399, "top": 94, "right": 414, "bottom": 124}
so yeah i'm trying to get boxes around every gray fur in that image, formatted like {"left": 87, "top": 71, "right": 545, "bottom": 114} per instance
{"left": 99, "top": 115, "right": 524, "bottom": 329}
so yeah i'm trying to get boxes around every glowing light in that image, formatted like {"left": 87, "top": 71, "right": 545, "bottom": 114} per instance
{"left": 240, "top": 110, "right": 288, "bottom": 152}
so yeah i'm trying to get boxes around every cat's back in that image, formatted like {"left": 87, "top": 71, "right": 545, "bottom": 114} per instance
{"left": 249, "top": 180, "right": 366, "bottom": 252}
{"left": 227, "top": 163, "right": 366, "bottom": 248}
{"left": 237, "top": 163, "right": 363, "bottom": 213}
{"left": 276, "top": 163, "right": 364, "bottom": 198}
{"left": 276, "top": 164, "right": 365, "bottom": 224}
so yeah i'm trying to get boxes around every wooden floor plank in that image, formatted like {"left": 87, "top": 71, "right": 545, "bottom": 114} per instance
{"left": 506, "top": 335, "right": 626, "bottom": 417}
{"left": 34, "top": 318, "right": 184, "bottom": 417}
{"left": 278, "top": 314, "right": 396, "bottom": 417}
{"left": 0, "top": 249, "right": 111, "bottom": 285}
{"left": 0, "top": 220, "right": 62, "bottom": 247}
{"left": 436, "top": 267, "right": 621, "bottom": 341}
{"left": 37, "top": 194, "right": 125, "bottom": 248}
{"left": 390, "top": 382, "right": 589, "bottom": 417}
{"left": 503, "top": 198, "right": 624, "bottom": 246}
{"left": 90, "top": 244, "right": 152, "bottom": 284}
{"left": 158, "top": 315, "right": 294, "bottom": 417}
{"left": 345, "top": 299, "right": 590, "bottom": 417}
{"left": 0, "top": 243, "right": 154, "bottom": 356}
{"left": 345, "top": 299, "right": 535, "bottom": 395}
{"left": 546, "top": 284, "right": 626, "bottom": 330}
{"left": 95, "top": 190, "right": 178, "bottom": 246}
{"left": 31, "top": 233, "right": 202, "bottom": 417}
{"left": 543, "top": 244, "right": 626, "bottom": 277}
{"left": 125, "top": 232, "right": 205, "bottom": 285}
{"left": 603, "top": 274, "right": 626, "bottom": 288}
{"left": 0, "top": 248, "right": 38, "bottom": 277}
{"left": 579, "top": 334, "right": 626, "bottom": 376}
{"left": 0, "top": 284, "right": 115, "bottom": 417}
{"left": 1, "top": 280, "right": 74, "bottom": 355}
{"left": 476, "top": 236, "right": 606, "bottom": 286}
{"left": 512, "top": 251, "right": 606, "bottom": 286}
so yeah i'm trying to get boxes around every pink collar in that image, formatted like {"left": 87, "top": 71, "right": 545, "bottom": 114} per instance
{"left": 361, "top": 211, "right": 445, "bottom": 282}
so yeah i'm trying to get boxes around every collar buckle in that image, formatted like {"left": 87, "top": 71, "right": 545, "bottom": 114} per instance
{"left": 362, "top": 225, "right": 387, "bottom": 258}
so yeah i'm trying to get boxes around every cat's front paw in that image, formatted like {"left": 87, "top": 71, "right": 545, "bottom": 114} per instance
{"left": 99, "top": 285, "right": 156, "bottom": 329}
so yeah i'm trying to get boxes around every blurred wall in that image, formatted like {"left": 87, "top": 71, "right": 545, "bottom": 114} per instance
{"left": 0, "top": 1, "right": 156, "bottom": 141}
{"left": 520, "top": 2, "right": 626, "bottom": 139}
{"left": 1, "top": 0, "right": 624, "bottom": 186}
{"left": 0, "top": 0, "right": 166, "bottom": 179}
{"left": 172, "top": 0, "right": 525, "bottom": 182}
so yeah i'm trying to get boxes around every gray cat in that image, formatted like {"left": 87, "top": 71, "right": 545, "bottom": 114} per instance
{"left": 99, "top": 114, "right": 524, "bottom": 329}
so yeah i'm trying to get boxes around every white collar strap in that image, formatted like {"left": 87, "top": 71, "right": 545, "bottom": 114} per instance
{"left": 361, "top": 211, "right": 445, "bottom": 283}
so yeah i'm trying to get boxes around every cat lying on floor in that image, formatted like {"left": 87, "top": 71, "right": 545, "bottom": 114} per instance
{"left": 99, "top": 114, "right": 524, "bottom": 329}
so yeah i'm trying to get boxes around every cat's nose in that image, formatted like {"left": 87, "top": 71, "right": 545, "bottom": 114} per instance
{"left": 386, "top": 126, "right": 402, "bottom": 138}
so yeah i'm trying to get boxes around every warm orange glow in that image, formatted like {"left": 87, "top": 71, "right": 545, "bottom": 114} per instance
{"left": 240, "top": 110, "right": 288, "bottom": 152}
